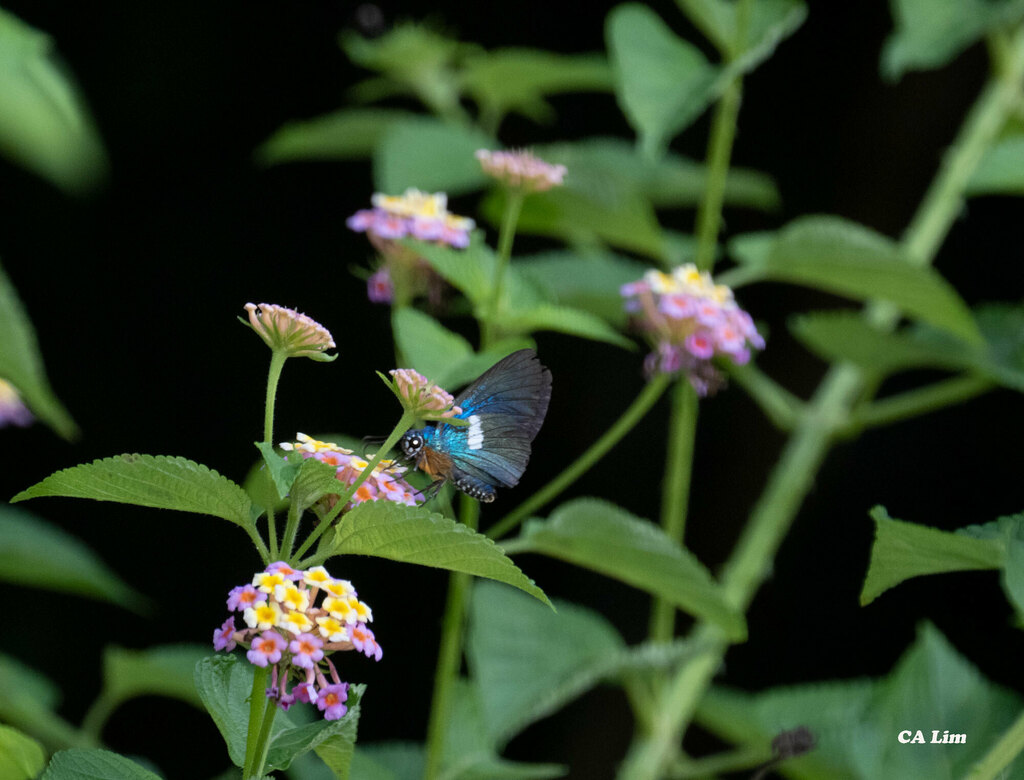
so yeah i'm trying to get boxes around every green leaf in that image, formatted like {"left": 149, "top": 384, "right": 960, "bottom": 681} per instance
{"left": 497, "top": 304, "right": 634, "bottom": 348}
{"left": 0, "top": 504, "right": 146, "bottom": 610}
{"left": 792, "top": 303, "right": 1024, "bottom": 392}
{"left": 513, "top": 498, "right": 745, "bottom": 639}
{"left": 195, "top": 655, "right": 362, "bottom": 774}
{"left": 350, "top": 742, "right": 425, "bottom": 780}
{"left": 407, "top": 236, "right": 496, "bottom": 307}
{"left": 607, "top": 4, "right": 721, "bottom": 156}
{"left": 460, "top": 49, "right": 613, "bottom": 126}
{"left": 881, "top": 0, "right": 1024, "bottom": 80}
{"left": 256, "top": 108, "right": 415, "bottom": 165}
{"left": 436, "top": 340, "right": 538, "bottom": 392}
{"left": 698, "top": 623, "right": 1024, "bottom": 780}
{"left": 194, "top": 655, "right": 252, "bottom": 767}
{"left": 243, "top": 457, "right": 287, "bottom": 518}
{"left": 290, "top": 456, "right": 346, "bottom": 515}
{"left": 374, "top": 117, "right": 494, "bottom": 196}
{"left": 0, "top": 653, "right": 84, "bottom": 751}
{"left": 467, "top": 582, "right": 625, "bottom": 744}
{"left": 968, "top": 134, "right": 1024, "bottom": 197}
{"left": 41, "top": 749, "right": 161, "bottom": 780}
{"left": 515, "top": 250, "right": 648, "bottom": 326}
{"left": 534, "top": 137, "right": 779, "bottom": 211}
{"left": 860, "top": 506, "right": 1004, "bottom": 606}
{"left": 729, "top": 216, "right": 982, "bottom": 344}
{"left": 391, "top": 309, "right": 534, "bottom": 389}
{"left": 790, "top": 311, "right": 974, "bottom": 374}
{"left": 11, "top": 454, "right": 258, "bottom": 531}
{"left": 676, "top": 0, "right": 807, "bottom": 68}
{"left": 101, "top": 645, "right": 208, "bottom": 711}
{"left": 324, "top": 500, "right": 550, "bottom": 607}
{"left": 268, "top": 685, "right": 363, "bottom": 773}
{"left": 481, "top": 181, "right": 667, "bottom": 261}
{"left": 1002, "top": 537, "right": 1024, "bottom": 618}
{"left": 443, "top": 681, "right": 565, "bottom": 779}
{"left": 0, "top": 725, "right": 45, "bottom": 780}
{"left": 0, "top": 9, "right": 108, "bottom": 193}
{"left": 256, "top": 442, "right": 303, "bottom": 501}
{"left": 0, "top": 261, "right": 78, "bottom": 439}
{"left": 392, "top": 308, "right": 473, "bottom": 383}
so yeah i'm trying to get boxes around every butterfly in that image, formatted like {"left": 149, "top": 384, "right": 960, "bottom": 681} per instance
{"left": 398, "top": 349, "right": 552, "bottom": 502}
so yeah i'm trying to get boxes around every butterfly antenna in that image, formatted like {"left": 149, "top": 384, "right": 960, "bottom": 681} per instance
{"left": 360, "top": 435, "right": 388, "bottom": 459}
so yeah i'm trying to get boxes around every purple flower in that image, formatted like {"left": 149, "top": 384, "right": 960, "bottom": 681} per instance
{"left": 316, "top": 682, "right": 349, "bottom": 721}
{"left": 0, "top": 380, "right": 32, "bottom": 429}
{"left": 289, "top": 633, "right": 325, "bottom": 670}
{"left": 367, "top": 268, "right": 394, "bottom": 304}
{"left": 247, "top": 630, "right": 287, "bottom": 667}
{"left": 227, "top": 584, "right": 261, "bottom": 612}
{"left": 213, "top": 617, "right": 237, "bottom": 651}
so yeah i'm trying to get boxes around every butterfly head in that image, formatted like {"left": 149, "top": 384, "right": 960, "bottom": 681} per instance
{"left": 398, "top": 429, "right": 425, "bottom": 460}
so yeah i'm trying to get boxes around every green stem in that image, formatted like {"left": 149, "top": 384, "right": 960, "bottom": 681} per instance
{"left": 263, "top": 351, "right": 287, "bottom": 445}
{"left": 669, "top": 745, "right": 771, "bottom": 779}
{"left": 262, "top": 350, "right": 287, "bottom": 559}
{"left": 294, "top": 410, "right": 417, "bottom": 565}
{"left": 424, "top": 494, "right": 480, "bottom": 780}
{"left": 248, "top": 696, "right": 279, "bottom": 780}
{"left": 243, "top": 665, "right": 269, "bottom": 776}
{"left": 846, "top": 375, "right": 994, "bottom": 432}
{"left": 617, "top": 25, "right": 1024, "bottom": 780}
{"left": 649, "top": 381, "right": 698, "bottom": 642}
{"left": 726, "top": 362, "right": 802, "bottom": 430}
{"left": 487, "top": 373, "right": 671, "bottom": 541}
{"left": 279, "top": 499, "right": 301, "bottom": 562}
{"left": 966, "top": 708, "right": 1024, "bottom": 780}
{"left": 482, "top": 189, "right": 524, "bottom": 348}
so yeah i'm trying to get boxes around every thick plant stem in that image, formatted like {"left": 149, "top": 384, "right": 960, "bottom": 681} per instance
{"left": 649, "top": 381, "right": 698, "bottom": 641}
{"left": 482, "top": 189, "right": 524, "bottom": 348}
{"left": 693, "top": 77, "right": 742, "bottom": 271}
{"left": 243, "top": 665, "right": 269, "bottom": 777}
{"left": 424, "top": 494, "right": 480, "bottom": 779}
{"left": 618, "top": 27, "right": 1024, "bottom": 780}
{"left": 487, "top": 373, "right": 671, "bottom": 541}
{"left": 262, "top": 350, "right": 287, "bottom": 559}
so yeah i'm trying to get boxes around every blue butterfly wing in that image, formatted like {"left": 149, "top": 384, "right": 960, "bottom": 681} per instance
{"left": 429, "top": 350, "right": 552, "bottom": 490}
{"left": 453, "top": 349, "right": 552, "bottom": 442}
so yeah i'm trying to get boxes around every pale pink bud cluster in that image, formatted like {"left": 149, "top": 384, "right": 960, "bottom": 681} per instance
{"left": 243, "top": 303, "right": 336, "bottom": 361}
{"left": 475, "top": 149, "right": 567, "bottom": 192}
{"left": 622, "top": 265, "right": 764, "bottom": 396}
{"left": 388, "top": 368, "right": 462, "bottom": 419}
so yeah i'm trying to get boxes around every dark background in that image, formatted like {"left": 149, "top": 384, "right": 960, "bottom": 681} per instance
{"left": 1, "top": 2, "right": 1021, "bottom": 777}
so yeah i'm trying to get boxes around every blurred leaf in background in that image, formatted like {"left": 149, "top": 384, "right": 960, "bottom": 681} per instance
{"left": 0, "top": 6, "right": 108, "bottom": 194}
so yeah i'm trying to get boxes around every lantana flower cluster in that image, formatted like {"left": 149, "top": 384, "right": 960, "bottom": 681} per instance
{"left": 280, "top": 433, "right": 422, "bottom": 510}
{"left": 213, "top": 562, "right": 382, "bottom": 720}
{"left": 622, "top": 264, "right": 765, "bottom": 395}
{"left": 475, "top": 148, "right": 567, "bottom": 192}
{"left": 348, "top": 189, "right": 475, "bottom": 305}
{"left": 387, "top": 368, "right": 462, "bottom": 420}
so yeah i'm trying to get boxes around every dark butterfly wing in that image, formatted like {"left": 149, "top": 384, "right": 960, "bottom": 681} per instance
{"left": 453, "top": 349, "right": 552, "bottom": 442}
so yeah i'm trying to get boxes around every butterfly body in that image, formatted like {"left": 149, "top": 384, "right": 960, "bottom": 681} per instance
{"left": 399, "top": 349, "right": 552, "bottom": 502}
